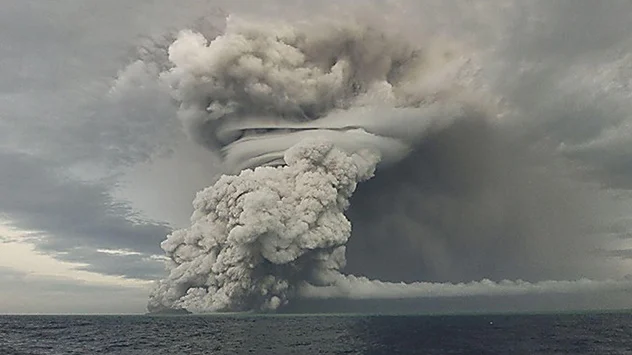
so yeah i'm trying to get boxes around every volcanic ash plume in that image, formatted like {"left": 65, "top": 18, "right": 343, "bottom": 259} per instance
{"left": 147, "top": 16, "right": 482, "bottom": 312}
{"left": 158, "top": 16, "right": 480, "bottom": 173}
{"left": 146, "top": 15, "right": 632, "bottom": 313}
{"left": 148, "top": 140, "right": 378, "bottom": 312}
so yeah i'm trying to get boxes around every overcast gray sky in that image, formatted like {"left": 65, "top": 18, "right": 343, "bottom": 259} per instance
{"left": 2, "top": 0, "right": 632, "bottom": 314}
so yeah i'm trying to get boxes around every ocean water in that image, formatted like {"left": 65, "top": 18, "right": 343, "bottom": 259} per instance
{"left": 1, "top": 312, "right": 631, "bottom": 355}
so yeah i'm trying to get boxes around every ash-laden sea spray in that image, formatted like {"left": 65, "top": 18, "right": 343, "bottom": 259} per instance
{"left": 144, "top": 14, "right": 632, "bottom": 313}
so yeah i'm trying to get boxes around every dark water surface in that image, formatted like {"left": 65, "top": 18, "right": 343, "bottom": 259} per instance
{"left": 1, "top": 312, "right": 632, "bottom": 354}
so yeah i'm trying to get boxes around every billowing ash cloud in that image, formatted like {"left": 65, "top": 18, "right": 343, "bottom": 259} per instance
{"left": 149, "top": 140, "right": 378, "bottom": 312}
{"left": 144, "top": 14, "right": 632, "bottom": 312}
{"left": 159, "top": 16, "right": 484, "bottom": 173}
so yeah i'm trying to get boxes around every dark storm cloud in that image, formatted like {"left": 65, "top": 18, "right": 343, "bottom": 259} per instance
{"left": 0, "top": 0, "right": 223, "bottom": 168}
{"left": 0, "top": 151, "right": 170, "bottom": 278}
{"left": 0, "top": 0, "right": 194, "bottom": 285}
{"left": 486, "top": 1, "right": 632, "bottom": 189}
{"left": 61, "top": 249, "right": 165, "bottom": 281}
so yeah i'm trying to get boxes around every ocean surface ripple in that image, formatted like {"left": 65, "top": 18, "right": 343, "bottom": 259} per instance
{"left": 1, "top": 313, "right": 632, "bottom": 354}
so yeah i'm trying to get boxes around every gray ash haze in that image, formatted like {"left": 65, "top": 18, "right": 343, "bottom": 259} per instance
{"left": 2, "top": 0, "right": 632, "bottom": 314}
